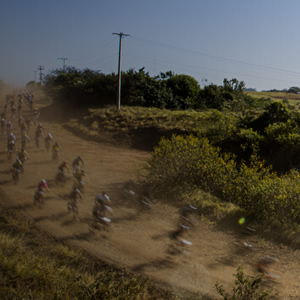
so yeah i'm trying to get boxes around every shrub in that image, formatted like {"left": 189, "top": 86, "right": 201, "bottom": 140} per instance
{"left": 145, "top": 134, "right": 300, "bottom": 225}
{"left": 215, "top": 266, "right": 277, "bottom": 300}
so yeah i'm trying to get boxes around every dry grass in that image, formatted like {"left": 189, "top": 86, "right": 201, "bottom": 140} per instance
{"left": 0, "top": 206, "right": 177, "bottom": 299}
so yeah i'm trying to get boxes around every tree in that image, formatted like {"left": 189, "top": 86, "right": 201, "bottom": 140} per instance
{"left": 287, "top": 86, "right": 300, "bottom": 94}
{"left": 198, "top": 84, "right": 224, "bottom": 109}
{"left": 166, "top": 74, "right": 200, "bottom": 109}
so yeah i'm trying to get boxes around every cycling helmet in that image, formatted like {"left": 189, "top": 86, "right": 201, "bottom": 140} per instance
{"left": 41, "top": 179, "right": 47, "bottom": 184}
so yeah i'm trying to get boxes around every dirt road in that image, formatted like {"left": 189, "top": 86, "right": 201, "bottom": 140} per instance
{"left": 0, "top": 99, "right": 299, "bottom": 299}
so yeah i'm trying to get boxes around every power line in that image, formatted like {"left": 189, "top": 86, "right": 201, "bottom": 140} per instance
{"left": 131, "top": 35, "right": 300, "bottom": 77}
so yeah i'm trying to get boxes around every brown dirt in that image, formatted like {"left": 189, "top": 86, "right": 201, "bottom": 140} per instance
{"left": 1, "top": 97, "right": 300, "bottom": 299}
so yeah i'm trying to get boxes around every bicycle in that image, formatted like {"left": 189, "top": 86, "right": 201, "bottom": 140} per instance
{"left": 33, "top": 189, "right": 45, "bottom": 208}
{"left": 91, "top": 203, "right": 112, "bottom": 230}
{"left": 11, "top": 168, "right": 20, "bottom": 184}
{"left": 67, "top": 188, "right": 82, "bottom": 219}
{"left": 68, "top": 199, "right": 79, "bottom": 218}
{"left": 52, "top": 149, "right": 59, "bottom": 163}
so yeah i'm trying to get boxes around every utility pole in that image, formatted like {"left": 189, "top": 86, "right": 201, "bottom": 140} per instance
{"left": 37, "top": 66, "right": 44, "bottom": 85}
{"left": 58, "top": 57, "right": 68, "bottom": 72}
{"left": 112, "top": 32, "right": 130, "bottom": 110}
{"left": 33, "top": 70, "right": 37, "bottom": 82}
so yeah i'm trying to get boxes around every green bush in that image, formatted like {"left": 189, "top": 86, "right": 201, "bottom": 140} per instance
{"left": 145, "top": 134, "right": 300, "bottom": 225}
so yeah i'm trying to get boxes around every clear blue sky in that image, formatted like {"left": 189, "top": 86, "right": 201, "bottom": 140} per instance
{"left": 1, "top": 0, "right": 300, "bottom": 91}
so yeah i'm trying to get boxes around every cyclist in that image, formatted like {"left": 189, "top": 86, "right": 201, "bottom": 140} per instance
{"left": 179, "top": 205, "right": 197, "bottom": 221}
{"left": 45, "top": 133, "right": 54, "bottom": 152}
{"left": 58, "top": 161, "right": 68, "bottom": 173}
{"left": 52, "top": 141, "right": 62, "bottom": 162}
{"left": 6, "top": 121, "right": 13, "bottom": 134}
{"left": 35, "top": 123, "right": 44, "bottom": 138}
{"left": 7, "top": 132, "right": 16, "bottom": 144}
{"left": 7, "top": 139, "right": 16, "bottom": 153}
{"left": 36, "top": 179, "right": 49, "bottom": 191}
{"left": 94, "top": 192, "right": 112, "bottom": 218}
{"left": 11, "top": 159, "right": 24, "bottom": 174}
{"left": 56, "top": 161, "right": 69, "bottom": 183}
{"left": 93, "top": 192, "right": 112, "bottom": 227}
{"left": 17, "top": 149, "right": 29, "bottom": 164}
{"left": 34, "top": 179, "right": 49, "bottom": 205}
{"left": 68, "top": 188, "right": 82, "bottom": 215}
{"left": 72, "top": 155, "right": 84, "bottom": 170}
{"left": 21, "top": 134, "right": 31, "bottom": 150}
{"left": 256, "top": 256, "right": 279, "bottom": 277}
{"left": 0, "top": 118, "right": 6, "bottom": 133}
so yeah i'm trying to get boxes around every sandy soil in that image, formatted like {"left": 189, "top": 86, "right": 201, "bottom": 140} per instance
{"left": 0, "top": 98, "right": 300, "bottom": 299}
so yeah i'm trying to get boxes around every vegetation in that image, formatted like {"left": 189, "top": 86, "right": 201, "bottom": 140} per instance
{"left": 145, "top": 133, "right": 300, "bottom": 235}
{"left": 6, "top": 69, "right": 300, "bottom": 298}
{"left": 44, "top": 67, "right": 268, "bottom": 110}
{"left": 0, "top": 206, "right": 174, "bottom": 299}
{"left": 215, "top": 266, "right": 277, "bottom": 299}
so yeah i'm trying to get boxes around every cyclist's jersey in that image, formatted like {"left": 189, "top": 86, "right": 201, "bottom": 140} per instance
{"left": 37, "top": 182, "right": 47, "bottom": 191}
{"left": 53, "top": 145, "right": 60, "bottom": 152}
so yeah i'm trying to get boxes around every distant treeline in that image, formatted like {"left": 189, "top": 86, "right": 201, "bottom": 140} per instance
{"left": 264, "top": 86, "right": 300, "bottom": 93}
{"left": 39, "top": 67, "right": 271, "bottom": 110}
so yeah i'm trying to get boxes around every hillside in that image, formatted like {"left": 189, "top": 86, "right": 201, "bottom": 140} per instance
{"left": 0, "top": 94, "right": 300, "bottom": 299}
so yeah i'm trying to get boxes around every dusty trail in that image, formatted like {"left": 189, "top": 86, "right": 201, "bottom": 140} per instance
{"left": 0, "top": 100, "right": 300, "bottom": 299}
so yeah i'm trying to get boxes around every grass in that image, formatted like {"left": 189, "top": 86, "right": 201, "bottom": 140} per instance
{"left": 246, "top": 90, "right": 300, "bottom": 106}
{"left": 0, "top": 205, "right": 178, "bottom": 299}
{"left": 84, "top": 106, "right": 233, "bottom": 133}
{"left": 64, "top": 106, "right": 240, "bottom": 151}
